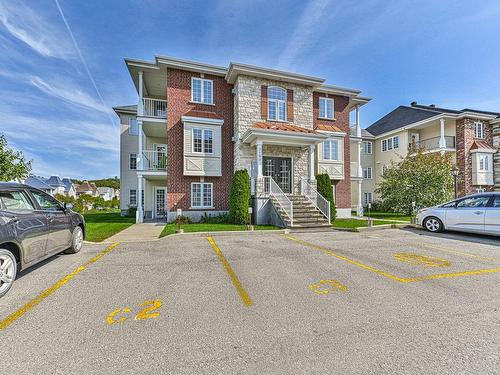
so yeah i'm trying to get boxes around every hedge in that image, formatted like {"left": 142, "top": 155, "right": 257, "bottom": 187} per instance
{"left": 229, "top": 169, "right": 251, "bottom": 224}
{"left": 316, "top": 173, "right": 336, "bottom": 221}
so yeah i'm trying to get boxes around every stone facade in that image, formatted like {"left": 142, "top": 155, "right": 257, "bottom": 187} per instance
{"left": 455, "top": 117, "right": 495, "bottom": 195}
{"left": 233, "top": 75, "right": 314, "bottom": 176}
{"left": 493, "top": 123, "right": 500, "bottom": 190}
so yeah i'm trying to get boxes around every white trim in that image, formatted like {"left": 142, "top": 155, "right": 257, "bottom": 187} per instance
{"left": 181, "top": 115, "right": 223, "bottom": 125}
{"left": 129, "top": 153, "right": 137, "bottom": 170}
{"left": 363, "top": 141, "right": 372, "bottom": 154}
{"left": 267, "top": 86, "right": 287, "bottom": 122}
{"left": 470, "top": 148, "right": 497, "bottom": 154}
{"left": 191, "top": 77, "right": 214, "bottom": 105}
{"left": 191, "top": 127, "right": 214, "bottom": 154}
{"left": 474, "top": 121, "right": 485, "bottom": 139}
{"left": 153, "top": 187, "right": 166, "bottom": 219}
{"left": 381, "top": 135, "right": 399, "bottom": 152}
{"left": 322, "top": 139, "right": 340, "bottom": 161}
{"left": 241, "top": 128, "right": 327, "bottom": 145}
{"left": 190, "top": 182, "right": 214, "bottom": 208}
{"left": 128, "top": 118, "right": 139, "bottom": 135}
{"left": 319, "top": 97, "right": 335, "bottom": 120}
{"left": 317, "top": 130, "right": 347, "bottom": 136}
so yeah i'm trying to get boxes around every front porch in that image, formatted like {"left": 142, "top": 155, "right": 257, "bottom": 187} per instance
{"left": 136, "top": 174, "right": 167, "bottom": 222}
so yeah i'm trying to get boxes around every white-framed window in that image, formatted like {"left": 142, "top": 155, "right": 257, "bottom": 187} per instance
{"left": 323, "top": 140, "right": 339, "bottom": 161}
{"left": 381, "top": 136, "right": 399, "bottom": 152}
{"left": 129, "top": 189, "right": 137, "bottom": 206}
{"left": 475, "top": 187, "right": 485, "bottom": 194}
{"left": 363, "top": 141, "right": 372, "bottom": 154}
{"left": 381, "top": 165, "right": 388, "bottom": 175}
{"left": 364, "top": 192, "right": 373, "bottom": 205}
{"left": 363, "top": 167, "right": 372, "bottom": 179}
{"left": 192, "top": 128, "right": 214, "bottom": 154}
{"left": 268, "top": 86, "right": 287, "bottom": 121}
{"left": 191, "top": 182, "right": 213, "bottom": 208}
{"left": 129, "top": 153, "right": 137, "bottom": 170}
{"left": 474, "top": 121, "right": 485, "bottom": 139}
{"left": 319, "top": 97, "right": 334, "bottom": 119}
{"left": 191, "top": 77, "right": 213, "bottom": 104}
{"left": 479, "top": 154, "right": 490, "bottom": 171}
{"left": 128, "top": 118, "right": 139, "bottom": 135}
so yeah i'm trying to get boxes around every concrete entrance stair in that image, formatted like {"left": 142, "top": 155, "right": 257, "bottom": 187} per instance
{"left": 271, "top": 195, "right": 331, "bottom": 229}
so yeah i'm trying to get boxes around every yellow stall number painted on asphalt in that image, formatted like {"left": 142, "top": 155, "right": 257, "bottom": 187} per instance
{"left": 394, "top": 253, "right": 450, "bottom": 267}
{"left": 309, "top": 279, "right": 348, "bottom": 295}
{"left": 106, "top": 300, "right": 163, "bottom": 325}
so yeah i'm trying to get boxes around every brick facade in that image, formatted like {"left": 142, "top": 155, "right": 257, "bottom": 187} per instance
{"left": 455, "top": 117, "right": 494, "bottom": 195}
{"left": 313, "top": 93, "right": 351, "bottom": 209}
{"left": 166, "top": 69, "right": 234, "bottom": 212}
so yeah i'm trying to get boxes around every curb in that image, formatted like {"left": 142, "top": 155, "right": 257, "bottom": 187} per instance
{"left": 161, "top": 229, "right": 288, "bottom": 239}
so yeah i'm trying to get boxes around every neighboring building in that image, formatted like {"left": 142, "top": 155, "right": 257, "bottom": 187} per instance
{"left": 25, "top": 176, "right": 54, "bottom": 194}
{"left": 97, "top": 187, "right": 116, "bottom": 201}
{"left": 76, "top": 181, "right": 98, "bottom": 197}
{"left": 46, "top": 176, "right": 67, "bottom": 196}
{"left": 115, "top": 55, "right": 370, "bottom": 225}
{"left": 61, "top": 178, "right": 77, "bottom": 198}
{"left": 352, "top": 102, "right": 500, "bottom": 209}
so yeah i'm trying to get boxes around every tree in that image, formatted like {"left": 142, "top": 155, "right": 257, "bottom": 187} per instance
{"left": 376, "top": 148, "right": 454, "bottom": 215}
{"left": 316, "top": 173, "right": 336, "bottom": 221}
{"left": 229, "top": 169, "right": 251, "bottom": 224}
{"left": 0, "top": 135, "right": 32, "bottom": 181}
{"left": 54, "top": 193, "right": 75, "bottom": 205}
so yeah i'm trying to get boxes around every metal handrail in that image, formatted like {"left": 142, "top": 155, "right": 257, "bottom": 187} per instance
{"left": 264, "top": 176, "right": 293, "bottom": 226}
{"left": 142, "top": 98, "right": 167, "bottom": 118}
{"left": 142, "top": 150, "right": 167, "bottom": 170}
{"left": 301, "top": 177, "right": 331, "bottom": 224}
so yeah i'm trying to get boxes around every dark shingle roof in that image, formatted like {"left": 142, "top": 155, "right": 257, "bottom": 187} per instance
{"left": 366, "top": 106, "right": 440, "bottom": 136}
{"left": 113, "top": 104, "right": 137, "bottom": 114}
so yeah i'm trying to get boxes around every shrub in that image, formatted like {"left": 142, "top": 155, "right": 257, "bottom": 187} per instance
{"left": 127, "top": 206, "right": 137, "bottom": 218}
{"left": 229, "top": 169, "right": 251, "bottom": 224}
{"left": 175, "top": 215, "right": 192, "bottom": 224}
{"left": 199, "top": 213, "right": 229, "bottom": 224}
{"left": 315, "top": 173, "right": 336, "bottom": 221}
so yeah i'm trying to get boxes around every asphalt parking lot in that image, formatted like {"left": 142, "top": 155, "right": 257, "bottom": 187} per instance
{"left": 1, "top": 228, "right": 500, "bottom": 374}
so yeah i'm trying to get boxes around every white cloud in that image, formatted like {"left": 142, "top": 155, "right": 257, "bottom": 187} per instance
{"left": 277, "top": 0, "right": 334, "bottom": 69}
{"left": 0, "top": 0, "right": 74, "bottom": 59}
{"left": 30, "top": 76, "right": 114, "bottom": 114}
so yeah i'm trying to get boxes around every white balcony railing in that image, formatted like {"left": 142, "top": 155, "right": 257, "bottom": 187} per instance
{"left": 301, "top": 178, "right": 331, "bottom": 224}
{"left": 141, "top": 150, "right": 167, "bottom": 171}
{"left": 409, "top": 136, "right": 456, "bottom": 152}
{"left": 141, "top": 98, "right": 167, "bottom": 118}
{"left": 350, "top": 162, "right": 362, "bottom": 178}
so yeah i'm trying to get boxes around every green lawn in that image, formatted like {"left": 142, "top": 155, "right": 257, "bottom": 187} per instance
{"left": 367, "top": 211, "right": 412, "bottom": 222}
{"left": 83, "top": 211, "right": 135, "bottom": 242}
{"left": 159, "top": 223, "right": 280, "bottom": 238}
{"left": 332, "top": 218, "right": 398, "bottom": 230}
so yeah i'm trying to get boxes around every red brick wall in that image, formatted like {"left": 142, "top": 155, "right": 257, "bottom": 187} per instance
{"left": 166, "top": 69, "right": 234, "bottom": 212}
{"left": 456, "top": 118, "right": 494, "bottom": 196}
{"left": 313, "top": 93, "right": 351, "bottom": 209}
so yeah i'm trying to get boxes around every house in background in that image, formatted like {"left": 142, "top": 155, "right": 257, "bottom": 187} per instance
{"left": 115, "top": 55, "right": 369, "bottom": 225}
{"left": 46, "top": 176, "right": 67, "bottom": 196}
{"left": 351, "top": 102, "right": 500, "bottom": 210}
{"left": 76, "top": 181, "right": 98, "bottom": 197}
{"left": 97, "top": 186, "right": 116, "bottom": 201}
{"left": 61, "top": 178, "right": 77, "bottom": 198}
{"left": 25, "top": 176, "right": 55, "bottom": 194}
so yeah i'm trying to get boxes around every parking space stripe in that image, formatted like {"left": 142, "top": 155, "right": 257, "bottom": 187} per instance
{"left": 414, "top": 242, "right": 500, "bottom": 263}
{"left": 405, "top": 267, "right": 500, "bottom": 282}
{"left": 283, "top": 235, "right": 407, "bottom": 283}
{"left": 0, "top": 242, "right": 121, "bottom": 331}
{"left": 206, "top": 237, "right": 253, "bottom": 307}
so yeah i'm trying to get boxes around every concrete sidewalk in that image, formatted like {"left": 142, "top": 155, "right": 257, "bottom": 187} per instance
{"left": 105, "top": 222, "right": 165, "bottom": 242}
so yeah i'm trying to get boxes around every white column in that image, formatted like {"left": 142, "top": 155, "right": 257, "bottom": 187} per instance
{"left": 137, "top": 120, "right": 144, "bottom": 170}
{"left": 136, "top": 175, "right": 144, "bottom": 223}
{"left": 355, "top": 105, "right": 361, "bottom": 138}
{"left": 309, "top": 144, "right": 316, "bottom": 181}
{"left": 357, "top": 140, "right": 362, "bottom": 178}
{"left": 138, "top": 71, "right": 144, "bottom": 116}
{"left": 256, "top": 140, "right": 263, "bottom": 177}
{"left": 357, "top": 180, "right": 363, "bottom": 217}
{"left": 439, "top": 118, "right": 446, "bottom": 153}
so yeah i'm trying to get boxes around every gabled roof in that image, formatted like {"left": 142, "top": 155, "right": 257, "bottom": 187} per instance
{"left": 46, "top": 176, "right": 65, "bottom": 188}
{"left": 61, "top": 178, "right": 74, "bottom": 192}
{"left": 77, "top": 181, "right": 97, "bottom": 193}
{"left": 367, "top": 103, "right": 500, "bottom": 137}
{"left": 350, "top": 127, "right": 374, "bottom": 138}
{"left": 315, "top": 124, "right": 343, "bottom": 133}
{"left": 25, "top": 176, "right": 52, "bottom": 190}
{"left": 470, "top": 140, "right": 497, "bottom": 152}
{"left": 252, "top": 122, "right": 316, "bottom": 134}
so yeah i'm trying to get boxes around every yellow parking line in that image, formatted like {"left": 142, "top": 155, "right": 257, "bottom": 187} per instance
{"left": 283, "top": 235, "right": 407, "bottom": 283}
{"left": 207, "top": 237, "right": 253, "bottom": 307}
{"left": 0, "top": 242, "right": 121, "bottom": 331}
{"left": 283, "top": 235, "right": 500, "bottom": 283}
{"left": 415, "top": 242, "right": 500, "bottom": 263}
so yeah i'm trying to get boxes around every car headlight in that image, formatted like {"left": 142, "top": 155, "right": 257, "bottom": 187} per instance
{"left": 417, "top": 208, "right": 428, "bottom": 215}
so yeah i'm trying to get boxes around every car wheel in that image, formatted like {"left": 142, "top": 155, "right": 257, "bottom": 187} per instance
{"left": 65, "top": 226, "right": 84, "bottom": 254}
{"left": 0, "top": 248, "right": 17, "bottom": 298}
{"left": 423, "top": 217, "right": 443, "bottom": 233}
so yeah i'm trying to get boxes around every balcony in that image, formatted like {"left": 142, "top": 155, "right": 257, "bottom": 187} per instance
{"left": 350, "top": 162, "right": 362, "bottom": 178}
{"left": 141, "top": 98, "right": 167, "bottom": 118}
{"left": 409, "top": 136, "right": 456, "bottom": 152}
{"left": 141, "top": 150, "right": 167, "bottom": 171}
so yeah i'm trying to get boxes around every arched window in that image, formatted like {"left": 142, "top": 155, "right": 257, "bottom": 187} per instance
{"left": 268, "top": 86, "right": 287, "bottom": 121}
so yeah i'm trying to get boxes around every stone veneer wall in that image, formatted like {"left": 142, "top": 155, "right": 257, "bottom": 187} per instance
{"left": 493, "top": 123, "right": 500, "bottom": 190}
{"left": 456, "top": 117, "right": 494, "bottom": 195}
{"left": 233, "top": 75, "right": 314, "bottom": 185}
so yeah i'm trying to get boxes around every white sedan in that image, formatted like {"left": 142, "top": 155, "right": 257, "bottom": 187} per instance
{"left": 416, "top": 193, "right": 500, "bottom": 236}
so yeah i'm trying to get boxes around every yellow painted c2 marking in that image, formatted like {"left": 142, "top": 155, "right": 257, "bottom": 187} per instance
{"left": 283, "top": 235, "right": 500, "bottom": 283}
{"left": 309, "top": 279, "right": 348, "bottom": 295}
{"left": 0, "top": 242, "right": 121, "bottom": 332}
{"left": 106, "top": 308, "right": 131, "bottom": 325}
{"left": 207, "top": 237, "right": 253, "bottom": 307}
{"left": 134, "top": 300, "right": 162, "bottom": 320}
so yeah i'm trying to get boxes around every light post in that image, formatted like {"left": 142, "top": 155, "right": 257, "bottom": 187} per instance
{"left": 452, "top": 167, "right": 459, "bottom": 199}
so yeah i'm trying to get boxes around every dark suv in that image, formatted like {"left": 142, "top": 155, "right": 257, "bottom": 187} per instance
{"left": 0, "top": 183, "right": 85, "bottom": 297}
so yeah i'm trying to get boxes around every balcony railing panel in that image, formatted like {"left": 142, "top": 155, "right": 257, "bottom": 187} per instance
{"left": 350, "top": 162, "right": 362, "bottom": 178}
{"left": 141, "top": 150, "right": 167, "bottom": 171}
{"left": 142, "top": 98, "right": 167, "bottom": 118}
{"left": 409, "top": 136, "right": 455, "bottom": 152}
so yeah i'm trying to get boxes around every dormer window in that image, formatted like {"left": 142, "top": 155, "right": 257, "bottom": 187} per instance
{"left": 191, "top": 77, "right": 213, "bottom": 104}
{"left": 474, "top": 121, "right": 485, "bottom": 139}
{"left": 268, "top": 86, "right": 287, "bottom": 121}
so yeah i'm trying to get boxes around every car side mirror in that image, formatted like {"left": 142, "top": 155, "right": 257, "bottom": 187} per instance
{"left": 64, "top": 203, "right": 74, "bottom": 210}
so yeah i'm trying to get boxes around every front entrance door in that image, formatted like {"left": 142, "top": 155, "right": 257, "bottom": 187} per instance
{"left": 263, "top": 157, "right": 292, "bottom": 194}
{"left": 154, "top": 187, "right": 166, "bottom": 219}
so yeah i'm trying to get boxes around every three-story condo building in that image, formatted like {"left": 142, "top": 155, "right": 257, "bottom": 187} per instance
{"left": 114, "top": 56, "right": 370, "bottom": 226}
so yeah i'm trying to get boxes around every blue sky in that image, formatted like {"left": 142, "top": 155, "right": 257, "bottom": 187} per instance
{"left": 1, "top": 0, "right": 499, "bottom": 179}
